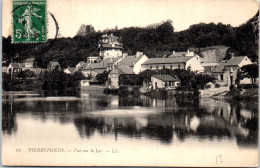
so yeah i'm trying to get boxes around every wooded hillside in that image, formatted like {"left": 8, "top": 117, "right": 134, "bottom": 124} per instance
{"left": 2, "top": 12, "right": 258, "bottom": 68}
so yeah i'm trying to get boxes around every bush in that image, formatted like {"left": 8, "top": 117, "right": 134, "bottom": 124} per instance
{"left": 104, "top": 88, "right": 111, "bottom": 94}
{"left": 215, "top": 83, "right": 220, "bottom": 88}
{"left": 229, "top": 85, "right": 235, "bottom": 90}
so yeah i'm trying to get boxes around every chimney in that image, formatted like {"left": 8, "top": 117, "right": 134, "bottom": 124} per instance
{"left": 231, "top": 53, "right": 235, "bottom": 58}
{"left": 136, "top": 51, "right": 143, "bottom": 58}
{"left": 123, "top": 53, "right": 128, "bottom": 58}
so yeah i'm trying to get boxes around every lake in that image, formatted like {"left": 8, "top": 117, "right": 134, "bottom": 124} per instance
{"left": 2, "top": 91, "right": 258, "bottom": 166}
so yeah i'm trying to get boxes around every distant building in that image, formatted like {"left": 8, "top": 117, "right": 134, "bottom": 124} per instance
{"left": 2, "top": 66, "right": 8, "bottom": 73}
{"left": 75, "top": 61, "right": 87, "bottom": 71}
{"left": 117, "top": 51, "right": 148, "bottom": 74}
{"left": 98, "top": 34, "right": 123, "bottom": 60}
{"left": 212, "top": 63, "right": 228, "bottom": 86}
{"left": 168, "top": 50, "right": 195, "bottom": 58}
{"left": 80, "top": 80, "right": 90, "bottom": 87}
{"left": 24, "top": 58, "right": 35, "bottom": 69}
{"left": 141, "top": 56, "right": 204, "bottom": 72}
{"left": 168, "top": 51, "right": 187, "bottom": 57}
{"left": 7, "top": 63, "right": 21, "bottom": 73}
{"left": 47, "top": 61, "right": 60, "bottom": 71}
{"left": 31, "top": 68, "right": 47, "bottom": 76}
{"left": 212, "top": 56, "right": 253, "bottom": 86}
{"left": 87, "top": 56, "right": 100, "bottom": 63}
{"left": 64, "top": 67, "right": 76, "bottom": 74}
{"left": 151, "top": 75, "right": 180, "bottom": 89}
{"left": 82, "top": 57, "right": 122, "bottom": 77}
{"left": 108, "top": 65, "right": 134, "bottom": 88}
{"left": 201, "top": 63, "right": 220, "bottom": 73}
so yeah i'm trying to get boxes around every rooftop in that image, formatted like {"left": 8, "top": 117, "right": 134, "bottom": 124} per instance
{"left": 85, "top": 57, "right": 122, "bottom": 70}
{"left": 99, "top": 43, "right": 123, "bottom": 49}
{"left": 49, "top": 61, "right": 60, "bottom": 66}
{"left": 118, "top": 54, "right": 144, "bottom": 66}
{"left": 25, "top": 58, "right": 35, "bottom": 62}
{"left": 116, "top": 65, "right": 134, "bottom": 74}
{"left": 168, "top": 52, "right": 187, "bottom": 57}
{"left": 66, "top": 67, "right": 76, "bottom": 73}
{"left": 225, "top": 56, "right": 247, "bottom": 66}
{"left": 142, "top": 57, "right": 193, "bottom": 65}
{"left": 152, "top": 75, "right": 180, "bottom": 82}
{"left": 100, "top": 34, "right": 120, "bottom": 44}
{"left": 212, "top": 63, "right": 225, "bottom": 73}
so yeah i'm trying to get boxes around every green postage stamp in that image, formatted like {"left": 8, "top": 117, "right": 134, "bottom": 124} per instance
{"left": 12, "top": 0, "right": 47, "bottom": 43}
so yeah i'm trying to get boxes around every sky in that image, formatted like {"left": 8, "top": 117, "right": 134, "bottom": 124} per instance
{"left": 2, "top": 0, "right": 259, "bottom": 38}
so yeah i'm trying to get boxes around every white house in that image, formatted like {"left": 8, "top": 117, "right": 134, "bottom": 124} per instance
{"left": 87, "top": 56, "right": 99, "bottom": 63}
{"left": 141, "top": 56, "right": 204, "bottom": 72}
{"left": 151, "top": 75, "right": 180, "bottom": 89}
{"left": 75, "top": 61, "right": 87, "bottom": 70}
{"left": 117, "top": 51, "right": 148, "bottom": 74}
{"left": 24, "top": 58, "right": 35, "bottom": 69}
{"left": 82, "top": 57, "right": 122, "bottom": 77}
{"left": 108, "top": 65, "right": 134, "bottom": 88}
{"left": 47, "top": 61, "right": 60, "bottom": 71}
{"left": 64, "top": 67, "right": 76, "bottom": 74}
{"left": 98, "top": 34, "right": 123, "bottom": 59}
{"left": 212, "top": 56, "right": 253, "bottom": 86}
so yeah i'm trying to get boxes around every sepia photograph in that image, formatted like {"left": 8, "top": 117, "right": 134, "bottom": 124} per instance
{"left": 1, "top": 0, "right": 259, "bottom": 166}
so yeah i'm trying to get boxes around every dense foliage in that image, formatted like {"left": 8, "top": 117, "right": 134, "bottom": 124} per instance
{"left": 2, "top": 12, "right": 258, "bottom": 68}
{"left": 95, "top": 70, "right": 110, "bottom": 84}
{"left": 239, "top": 64, "right": 259, "bottom": 84}
{"left": 2, "top": 68, "right": 85, "bottom": 95}
{"left": 42, "top": 67, "right": 86, "bottom": 95}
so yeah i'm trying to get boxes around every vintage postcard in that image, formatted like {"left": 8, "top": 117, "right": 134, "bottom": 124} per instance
{"left": 1, "top": 0, "right": 259, "bottom": 166}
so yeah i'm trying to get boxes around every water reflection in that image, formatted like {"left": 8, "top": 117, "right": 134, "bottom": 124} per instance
{"left": 2, "top": 93, "right": 258, "bottom": 148}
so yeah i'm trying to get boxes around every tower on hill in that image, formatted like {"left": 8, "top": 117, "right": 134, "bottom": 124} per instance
{"left": 98, "top": 34, "right": 123, "bottom": 60}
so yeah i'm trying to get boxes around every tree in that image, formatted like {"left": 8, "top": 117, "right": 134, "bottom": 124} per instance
{"left": 77, "top": 24, "right": 95, "bottom": 36}
{"left": 240, "top": 64, "right": 259, "bottom": 84}
{"left": 195, "top": 73, "right": 215, "bottom": 89}
{"left": 95, "top": 70, "right": 110, "bottom": 84}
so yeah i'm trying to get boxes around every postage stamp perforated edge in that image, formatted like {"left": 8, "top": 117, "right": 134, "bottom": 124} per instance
{"left": 12, "top": 0, "right": 47, "bottom": 43}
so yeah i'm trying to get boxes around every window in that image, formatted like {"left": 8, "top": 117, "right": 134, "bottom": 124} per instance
{"left": 156, "top": 66, "right": 158, "bottom": 70}
{"left": 150, "top": 66, "right": 152, "bottom": 70}
{"left": 163, "top": 65, "right": 165, "bottom": 69}
{"left": 220, "top": 74, "right": 224, "bottom": 81}
{"left": 178, "top": 65, "right": 180, "bottom": 69}
{"left": 170, "top": 65, "right": 173, "bottom": 69}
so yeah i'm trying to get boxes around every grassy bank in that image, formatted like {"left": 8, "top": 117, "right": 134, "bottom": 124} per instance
{"left": 224, "top": 87, "right": 258, "bottom": 101}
